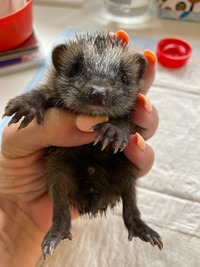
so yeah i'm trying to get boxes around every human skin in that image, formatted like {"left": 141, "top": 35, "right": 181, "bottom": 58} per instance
{"left": 0, "top": 50, "right": 158, "bottom": 267}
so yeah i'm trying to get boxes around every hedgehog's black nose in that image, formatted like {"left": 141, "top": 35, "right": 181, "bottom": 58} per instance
{"left": 90, "top": 86, "right": 106, "bottom": 105}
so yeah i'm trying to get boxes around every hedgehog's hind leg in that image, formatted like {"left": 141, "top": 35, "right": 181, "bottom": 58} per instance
{"left": 42, "top": 207, "right": 72, "bottom": 260}
{"left": 41, "top": 153, "right": 77, "bottom": 259}
{"left": 121, "top": 178, "right": 163, "bottom": 250}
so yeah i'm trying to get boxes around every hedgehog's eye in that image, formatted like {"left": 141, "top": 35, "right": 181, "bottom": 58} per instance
{"left": 69, "top": 62, "right": 81, "bottom": 77}
{"left": 121, "top": 75, "right": 128, "bottom": 84}
{"left": 68, "top": 54, "right": 84, "bottom": 78}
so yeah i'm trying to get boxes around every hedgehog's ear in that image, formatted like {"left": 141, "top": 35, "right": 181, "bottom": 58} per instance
{"left": 52, "top": 44, "right": 67, "bottom": 72}
{"left": 134, "top": 53, "right": 147, "bottom": 80}
{"left": 52, "top": 43, "right": 82, "bottom": 73}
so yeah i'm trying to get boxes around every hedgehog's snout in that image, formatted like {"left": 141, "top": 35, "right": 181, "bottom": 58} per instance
{"left": 89, "top": 86, "right": 107, "bottom": 106}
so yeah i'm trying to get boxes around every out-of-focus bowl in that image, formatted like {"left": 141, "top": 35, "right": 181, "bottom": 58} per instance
{"left": 0, "top": 0, "right": 33, "bottom": 52}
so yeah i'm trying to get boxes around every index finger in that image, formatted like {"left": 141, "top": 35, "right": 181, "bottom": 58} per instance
{"left": 141, "top": 50, "right": 157, "bottom": 95}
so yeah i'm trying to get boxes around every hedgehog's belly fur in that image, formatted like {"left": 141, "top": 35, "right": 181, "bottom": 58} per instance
{"left": 46, "top": 144, "right": 133, "bottom": 216}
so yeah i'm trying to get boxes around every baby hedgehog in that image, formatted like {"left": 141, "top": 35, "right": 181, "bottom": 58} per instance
{"left": 3, "top": 31, "right": 163, "bottom": 259}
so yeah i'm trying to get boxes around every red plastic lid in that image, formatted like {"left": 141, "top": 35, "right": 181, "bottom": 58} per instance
{"left": 156, "top": 38, "right": 192, "bottom": 68}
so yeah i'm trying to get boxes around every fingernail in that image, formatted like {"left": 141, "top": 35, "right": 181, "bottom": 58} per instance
{"left": 137, "top": 93, "right": 152, "bottom": 112}
{"left": 115, "top": 30, "right": 130, "bottom": 46}
{"left": 75, "top": 115, "right": 109, "bottom": 132}
{"left": 143, "top": 50, "right": 157, "bottom": 65}
{"left": 135, "top": 132, "right": 146, "bottom": 151}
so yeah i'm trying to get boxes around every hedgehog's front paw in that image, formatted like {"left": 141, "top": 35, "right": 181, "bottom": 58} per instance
{"left": 3, "top": 96, "right": 45, "bottom": 131}
{"left": 93, "top": 122, "right": 128, "bottom": 153}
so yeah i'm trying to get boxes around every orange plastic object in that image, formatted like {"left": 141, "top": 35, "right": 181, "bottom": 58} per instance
{"left": 115, "top": 30, "right": 130, "bottom": 46}
{"left": 0, "top": 0, "right": 33, "bottom": 52}
{"left": 76, "top": 115, "right": 109, "bottom": 132}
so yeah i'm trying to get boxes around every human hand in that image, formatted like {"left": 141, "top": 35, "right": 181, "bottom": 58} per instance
{"left": 124, "top": 49, "right": 158, "bottom": 178}
{"left": 0, "top": 50, "right": 158, "bottom": 267}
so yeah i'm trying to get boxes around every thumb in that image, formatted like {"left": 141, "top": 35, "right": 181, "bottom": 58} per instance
{"left": 2, "top": 108, "right": 95, "bottom": 158}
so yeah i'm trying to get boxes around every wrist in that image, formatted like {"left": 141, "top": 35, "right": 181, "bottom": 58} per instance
{"left": 0, "top": 198, "right": 43, "bottom": 267}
